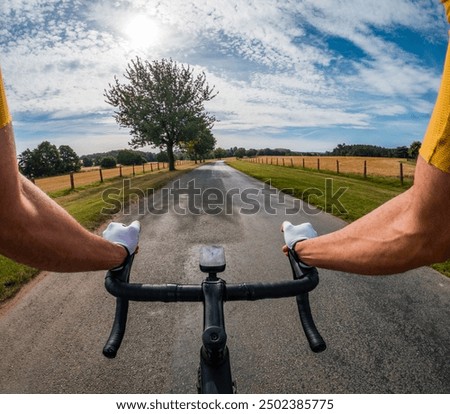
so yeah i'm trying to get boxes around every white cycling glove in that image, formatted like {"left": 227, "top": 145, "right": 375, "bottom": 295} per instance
{"left": 282, "top": 221, "right": 317, "bottom": 250}
{"left": 103, "top": 220, "right": 141, "bottom": 255}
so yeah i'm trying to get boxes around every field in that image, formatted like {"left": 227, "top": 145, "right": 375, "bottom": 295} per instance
{"left": 250, "top": 156, "right": 415, "bottom": 180}
{"left": 34, "top": 161, "right": 191, "bottom": 194}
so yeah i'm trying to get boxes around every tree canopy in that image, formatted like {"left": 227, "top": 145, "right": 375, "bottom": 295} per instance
{"left": 19, "top": 141, "right": 81, "bottom": 178}
{"left": 104, "top": 57, "right": 218, "bottom": 170}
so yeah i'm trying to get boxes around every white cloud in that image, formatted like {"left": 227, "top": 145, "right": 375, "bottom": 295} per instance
{"left": 0, "top": 0, "right": 447, "bottom": 154}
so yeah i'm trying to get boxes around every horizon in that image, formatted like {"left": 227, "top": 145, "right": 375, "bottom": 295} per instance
{"left": 1, "top": 1, "right": 448, "bottom": 155}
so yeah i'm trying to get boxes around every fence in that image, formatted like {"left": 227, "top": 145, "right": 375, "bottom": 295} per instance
{"left": 245, "top": 156, "right": 415, "bottom": 184}
{"left": 34, "top": 160, "right": 192, "bottom": 193}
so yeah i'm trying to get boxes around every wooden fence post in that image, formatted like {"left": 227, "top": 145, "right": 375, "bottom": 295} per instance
{"left": 400, "top": 162, "right": 404, "bottom": 185}
{"left": 291, "top": 158, "right": 294, "bottom": 167}
{"left": 132, "top": 164, "right": 136, "bottom": 176}
{"left": 119, "top": 165, "right": 123, "bottom": 177}
{"left": 70, "top": 172, "right": 75, "bottom": 190}
{"left": 336, "top": 160, "right": 340, "bottom": 174}
{"left": 302, "top": 158, "right": 305, "bottom": 168}
{"left": 150, "top": 163, "right": 153, "bottom": 172}
{"left": 317, "top": 158, "right": 320, "bottom": 171}
{"left": 99, "top": 168, "right": 103, "bottom": 183}
{"left": 364, "top": 160, "right": 367, "bottom": 178}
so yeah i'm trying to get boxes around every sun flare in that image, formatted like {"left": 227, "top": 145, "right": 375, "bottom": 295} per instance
{"left": 123, "top": 15, "right": 161, "bottom": 49}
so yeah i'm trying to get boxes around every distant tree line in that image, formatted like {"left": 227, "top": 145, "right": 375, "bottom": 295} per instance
{"left": 326, "top": 142, "right": 421, "bottom": 159}
{"left": 212, "top": 141, "right": 422, "bottom": 160}
{"left": 19, "top": 139, "right": 422, "bottom": 180}
{"left": 19, "top": 141, "right": 81, "bottom": 178}
{"left": 81, "top": 149, "right": 156, "bottom": 168}
{"left": 213, "top": 146, "right": 321, "bottom": 159}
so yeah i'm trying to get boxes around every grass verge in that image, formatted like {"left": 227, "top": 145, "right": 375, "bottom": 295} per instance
{"left": 228, "top": 160, "right": 450, "bottom": 278}
{"left": 0, "top": 165, "right": 198, "bottom": 303}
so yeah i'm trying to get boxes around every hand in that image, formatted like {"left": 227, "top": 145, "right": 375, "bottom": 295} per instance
{"left": 103, "top": 220, "right": 141, "bottom": 255}
{"left": 281, "top": 221, "right": 317, "bottom": 250}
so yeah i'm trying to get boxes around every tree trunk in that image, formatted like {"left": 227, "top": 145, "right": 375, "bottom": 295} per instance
{"left": 167, "top": 142, "right": 176, "bottom": 171}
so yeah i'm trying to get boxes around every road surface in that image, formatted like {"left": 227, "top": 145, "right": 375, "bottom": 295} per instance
{"left": 0, "top": 161, "right": 449, "bottom": 393}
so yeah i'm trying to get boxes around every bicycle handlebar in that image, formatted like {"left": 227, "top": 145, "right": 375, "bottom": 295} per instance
{"left": 103, "top": 249, "right": 326, "bottom": 359}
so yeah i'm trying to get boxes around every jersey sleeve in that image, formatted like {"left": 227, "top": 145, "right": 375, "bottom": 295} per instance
{"left": 419, "top": 1, "right": 450, "bottom": 173}
{"left": 442, "top": 0, "right": 450, "bottom": 24}
{"left": 0, "top": 67, "right": 12, "bottom": 129}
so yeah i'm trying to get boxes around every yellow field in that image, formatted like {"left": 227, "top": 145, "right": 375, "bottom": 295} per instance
{"left": 254, "top": 156, "right": 416, "bottom": 178}
{"left": 34, "top": 161, "right": 193, "bottom": 193}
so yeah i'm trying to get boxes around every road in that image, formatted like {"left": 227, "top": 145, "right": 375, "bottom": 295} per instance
{"left": 0, "top": 161, "right": 449, "bottom": 393}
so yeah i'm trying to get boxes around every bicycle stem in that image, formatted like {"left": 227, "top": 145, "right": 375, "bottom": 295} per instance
{"left": 199, "top": 277, "right": 234, "bottom": 393}
{"left": 201, "top": 279, "right": 227, "bottom": 363}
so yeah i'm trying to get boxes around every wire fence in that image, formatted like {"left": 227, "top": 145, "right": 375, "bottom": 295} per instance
{"left": 34, "top": 160, "right": 194, "bottom": 193}
{"left": 244, "top": 156, "right": 415, "bottom": 184}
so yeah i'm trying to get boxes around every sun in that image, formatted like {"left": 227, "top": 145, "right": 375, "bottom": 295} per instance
{"left": 123, "top": 15, "right": 161, "bottom": 50}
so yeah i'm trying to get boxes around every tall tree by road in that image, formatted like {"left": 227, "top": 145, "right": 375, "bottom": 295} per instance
{"left": 105, "top": 57, "right": 218, "bottom": 171}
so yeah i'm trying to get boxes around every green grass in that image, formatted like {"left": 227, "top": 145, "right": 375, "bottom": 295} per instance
{"left": 228, "top": 160, "right": 450, "bottom": 277}
{"left": 228, "top": 160, "right": 409, "bottom": 222}
{"left": 0, "top": 257, "right": 38, "bottom": 303}
{"left": 0, "top": 167, "right": 197, "bottom": 303}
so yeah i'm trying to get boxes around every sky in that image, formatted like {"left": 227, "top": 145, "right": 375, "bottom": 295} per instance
{"left": 0, "top": 0, "right": 448, "bottom": 156}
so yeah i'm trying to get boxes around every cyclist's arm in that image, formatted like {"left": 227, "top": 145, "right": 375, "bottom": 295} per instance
{"left": 288, "top": 3, "right": 450, "bottom": 275}
{"left": 289, "top": 156, "right": 450, "bottom": 275}
{"left": 0, "top": 72, "right": 127, "bottom": 272}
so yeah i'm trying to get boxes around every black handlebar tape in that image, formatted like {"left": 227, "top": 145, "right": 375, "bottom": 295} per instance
{"left": 105, "top": 278, "right": 204, "bottom": 302}
{"left": 105, "top": 277, "right": 320, "bottom": 303}
{"left": 103, "top": 254, "right": 134, "bottom": 358}
{"left": 103, "top": 296, "right": 128, "bottom": 358}
{"left": 296, "top": 293, "right": 326, "bottom": 353}
{"left": 225, "top": 277, "right": 318, "bottom": 301}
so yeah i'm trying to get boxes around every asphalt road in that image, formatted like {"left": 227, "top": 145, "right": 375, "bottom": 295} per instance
{"left": 0, "top": 161, "right": 449, "bottom": 394}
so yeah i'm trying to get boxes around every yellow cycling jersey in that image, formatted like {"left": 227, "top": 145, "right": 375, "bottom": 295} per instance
{"left": 0, "top": 67, "right": 12, "bottom": 129}
{"left": 443, "top": 0, "right": 450, "bottom": 23}
{"left": 420, "top": 0, "right": 450, "bottom": 173}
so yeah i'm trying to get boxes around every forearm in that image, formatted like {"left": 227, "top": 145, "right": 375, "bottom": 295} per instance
{"left": 0, "top": 68, "right": 127, "bottom": 272}
{"left": 296, "top": 192, "right": 417, "bottom": 274}
{"left": 0, "top": 128, "right": 126, "bottom": 272}
{"left": 1, "top": 174, "right": 127, "bottom": 271}
{"left": 295, "top": 157, "right": 450, "bottom": 275}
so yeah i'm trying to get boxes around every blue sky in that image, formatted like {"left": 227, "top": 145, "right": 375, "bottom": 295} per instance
{"left": 0, "top": 0, "right": 448, "bottom": 155}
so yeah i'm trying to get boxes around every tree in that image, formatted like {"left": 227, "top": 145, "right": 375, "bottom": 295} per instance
{"left": 183, "top": 119, "right": 216, "bottom": 163}
{"left": 100, "top": 156, "right": 117, "bottom": 169}
{"left": 214, "top": 147, "right": 227, "bottom": 159}
{"left": 82, "top": 157, "right": 94, "bottom": 167}
{"left": 117, "top": 149, "right": 145, "bottom": 165}
{"left": 409, "top": 141, "right": 421, "bottom": 159}
{"left": 394, "top": 146, "right": 409, "bottom": 159}
{"left": 104, "top": 57, "right": 218, "bottom": 171}
{"left": 19, "top": 141, "right": 61, "bottom": 178}
{"left": 59, "top": 145, "right": 81, "bottom": 173}
{"left": 234, "top": 147, "right": 246, "bottom": 159}
{"left": 156, "top": 151, "right": 169, "bottom": 162}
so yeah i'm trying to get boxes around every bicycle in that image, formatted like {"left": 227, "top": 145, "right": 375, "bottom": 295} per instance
{"left": 102, "top": 245, "right": 326, "bottom": 393}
